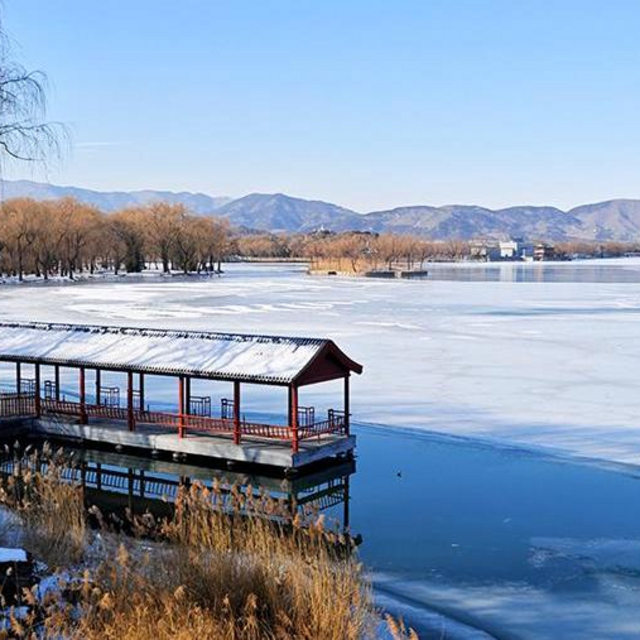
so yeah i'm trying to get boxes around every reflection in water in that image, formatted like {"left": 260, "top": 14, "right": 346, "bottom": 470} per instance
{"left": 0, "top": 441, "right": 355, "bottom": 535}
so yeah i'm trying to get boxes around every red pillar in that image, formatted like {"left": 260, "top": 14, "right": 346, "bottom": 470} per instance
{"left": 178, "top": 376, "right": 185, "bottom": 438}
{"left": 95, "top": 369, "right": 101, "bottom": 406}
{"left": 127, "top": 371, "right": 135, "bottom": 431}
{"left": 344, "top": 374, "right": 350, "bottom": 436}
{"left": 34, "top": 363, "right": 41, "bottom": 417}
{"left": 233, "top": 381, "right": 241, "bottom": 444}
{"left": 54, "top": 365, "right": 60, "bottom": 402}
{"left": 79, "top": 366, "right": 87, "bottom": 424}
{"left": 290, "top": 385, "right": 299, "bottom": 453}
{"left": 139, "top": 373, "right": 145, "bottom": 413}
{"left": 185, "top": 376, "right": 191, "bottom": 416}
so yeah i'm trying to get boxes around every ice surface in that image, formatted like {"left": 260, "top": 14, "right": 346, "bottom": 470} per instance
{"left": 3, "top": 262, "right": 640, "bottom": 640}
{"left": 2, "top": 261, "right": 640, "bottom": 465}
{"left": 374, "top": 573, "right": 640, "bottom": 640}
{"left": 530, "top": 537, "right": 640, "bottom": 572}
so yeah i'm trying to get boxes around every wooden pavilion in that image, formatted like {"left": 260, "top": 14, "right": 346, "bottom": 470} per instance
{"left": 0, "top": 322, "right": 362, "bottom": 468}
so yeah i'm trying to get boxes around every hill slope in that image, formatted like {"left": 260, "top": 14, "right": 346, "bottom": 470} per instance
{"left": 215, "top": 193, "right": 363, "bottom": 232}
{"left": 5, "top": 180, "right": 640, "bottom": 241}
{"left": 0, "top": 180, "right": 231, "bottom": 214}
{"left": 567, "top": 200, "right": 640, "bottom": 241}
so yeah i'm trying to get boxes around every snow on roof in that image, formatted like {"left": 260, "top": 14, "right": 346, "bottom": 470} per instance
{"left": 0, "top": 322, "right": 358, "bottom": 385}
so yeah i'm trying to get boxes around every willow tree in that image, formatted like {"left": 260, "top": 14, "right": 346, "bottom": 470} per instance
{"left": 0, "top": 16, "right": 62, "bottom": 164}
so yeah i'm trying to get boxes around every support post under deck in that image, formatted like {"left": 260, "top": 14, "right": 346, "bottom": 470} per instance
{"left": 95, "top": 369, "right": 101, "bottom": 406}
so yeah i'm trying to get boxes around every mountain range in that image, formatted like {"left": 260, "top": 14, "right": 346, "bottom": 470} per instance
{"left": 0, "top": 180, "right": 232, "bottom": 214}
{"left": 3, "top": 179, "right": 640, "bottom": 242}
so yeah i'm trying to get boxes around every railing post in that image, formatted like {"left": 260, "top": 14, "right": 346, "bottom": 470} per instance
{"left": 178, "top": 376, "right": 185, "bottom": 438}
{"left": 127, "top": 371, "right": 135, "bottom": 432}
{"left": 34, "top": 363, "right": 41, "bottom": 418}
{"left": 233, "top": 381, "right": 241, "bottom": 444}
{"left": 344, "top": 374, "right": 350, "bottom": 436}
{"left": 79, "top": 366, "right": 88, "bottom": 424}
{"left": 290, "top": 385, "right": 299, "bottom": 454}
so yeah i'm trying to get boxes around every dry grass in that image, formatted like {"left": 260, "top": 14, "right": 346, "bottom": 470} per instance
{"left": 0, "top": 446, "right": 419, "bottom": 639}
{"left": 0, "top": 443, "right": 86, "bottom": 568}
{"left": 385, "top": 614, "right": 420, "bottom": 640}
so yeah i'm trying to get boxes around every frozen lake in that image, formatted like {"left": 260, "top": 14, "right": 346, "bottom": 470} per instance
{"left": 3, "top": 260, "right": 640, "bottom": 466}
{"left": 2, "top": 260, "right": 640, "bottom": 638}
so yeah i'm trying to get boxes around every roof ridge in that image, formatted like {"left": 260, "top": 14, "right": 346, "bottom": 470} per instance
{"left": 0, "top": 321, "right": 328, "bottom": 346}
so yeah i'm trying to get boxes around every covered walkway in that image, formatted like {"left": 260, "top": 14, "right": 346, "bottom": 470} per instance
{"left": 0, "top": 322, "right": 362, "bottom": 466}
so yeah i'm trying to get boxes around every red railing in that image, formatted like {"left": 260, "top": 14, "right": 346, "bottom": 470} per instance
{"left": 42, "top": 398, "right": 84, "bottom": 416}
{"left": 0, "top": 393, "right": 36, "bottom": 418}
{"left": 299, "top": 410, "right": 347, "bottom": 440}
{"left": 242, "top": 421, "right": 291, "bottom": 439}
{"left": 2, "top": 394, "right": 347, "bottom": 446}
{"left": 177, "top": 414, "right": 234, "bottom": 434}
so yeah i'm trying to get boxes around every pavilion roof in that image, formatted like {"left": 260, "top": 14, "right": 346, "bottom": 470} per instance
{"left": 0, "top": 322, "right": 362, "bottom": 386}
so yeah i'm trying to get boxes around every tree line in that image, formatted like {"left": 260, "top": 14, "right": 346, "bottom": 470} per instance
{"left": 2, "top": 197, "right": 640, "bottom": 281}
{"left": 0, "top": 198, "right": 230, "bottom": 280}
{"left": 235, "top": 233, "right": 640, "bottom": 272}
{"left": 235, "top": 232, "right": 469, "bottom": 272}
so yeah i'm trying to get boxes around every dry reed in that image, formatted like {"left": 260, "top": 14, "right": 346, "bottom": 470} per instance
{"left": 0, "top": 446, "right": 420, "bottom": 639}
{"left": 0, "top": 442, "right": 86, "bottom": 568}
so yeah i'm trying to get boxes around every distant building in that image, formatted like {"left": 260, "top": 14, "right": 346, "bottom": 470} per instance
{"left": 534, "top": 243, "right": 555, "bottom": 261}
{"left": 499, "top": 238, "right": 534, "bottom": 261}
{"left": 309, "top": 227, "right": 334, "bottom": 237}
{"left": 470, "top": 240, "right": 500, "bottom": 261}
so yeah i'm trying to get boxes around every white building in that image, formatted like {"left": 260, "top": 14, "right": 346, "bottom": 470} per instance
{"left": 499, "top": 239, "right": 534, "bottom": 261}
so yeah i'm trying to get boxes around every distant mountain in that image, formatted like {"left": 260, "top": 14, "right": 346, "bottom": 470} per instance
{"left": 0, "top": 180, "right": 231, "bottom": 214}
{"left": 359, "top": 204, "right": 576, "bottom": 240}
{"left": 567, "top": 200, "right": 640, "bottom": 242}
{"left": 4, "top": 179, "right": 640, "bottom": 241}
{"left": 362, "top": 201, "right": 640, "bottom": 241}
{"left": 215, "top": 193, "right": 363, "bottom": 233}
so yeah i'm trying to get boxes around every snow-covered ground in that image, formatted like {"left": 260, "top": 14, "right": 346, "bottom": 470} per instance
{"left": 2, "top": 260, "right": 640, "bottom": 467}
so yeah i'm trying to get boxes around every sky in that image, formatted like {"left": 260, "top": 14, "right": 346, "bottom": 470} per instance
{"left": 2, "top": 0, "right": 640, "bottom": 212}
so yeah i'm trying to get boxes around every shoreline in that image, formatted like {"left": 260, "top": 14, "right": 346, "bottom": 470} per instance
{"left": 3, "top": 254, "right": 640, "bottom": 287}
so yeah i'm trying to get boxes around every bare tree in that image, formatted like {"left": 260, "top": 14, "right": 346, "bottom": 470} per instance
{"left": 0, "top": 19, "right": 64, "bottom": 164}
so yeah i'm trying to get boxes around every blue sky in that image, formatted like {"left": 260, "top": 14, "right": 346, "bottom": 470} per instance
{"left": 3, "top": 0, "right": 640, "bottom": 211}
